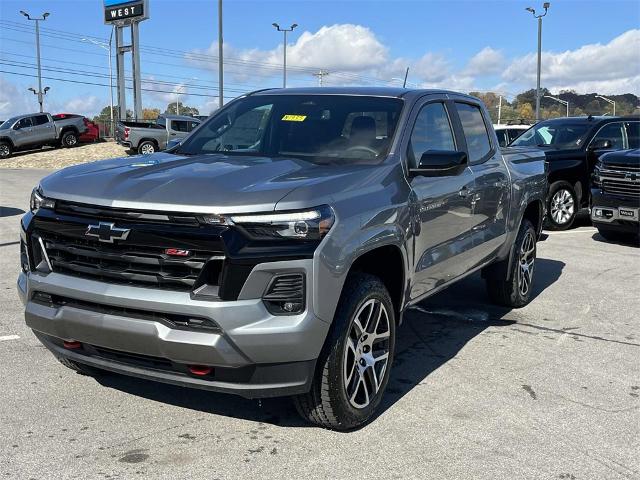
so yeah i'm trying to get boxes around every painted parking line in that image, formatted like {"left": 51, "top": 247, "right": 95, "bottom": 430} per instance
{"left": 545, "top": 228, "right": 598, "bottom": 235}
{"left": 0, "top": 335, "right": 20, "bottom": 341}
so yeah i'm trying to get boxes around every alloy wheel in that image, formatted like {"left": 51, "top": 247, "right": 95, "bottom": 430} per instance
{"left": 550, "top": 189, "right": 574, "bottom": 225}
{"left": 140, "top": 144, "right": 155, "bottom": 154}
{"left": 0, "top": 145, "right": 9, "bottom": 157}
{"left": 66, "top": 135, "right": 77, "bottom": 146}
{"left": 343, "top": 298, "right": 391, "bottom": 409}
{"left": 518, "top": 230, "right": 536, "bottom": 296}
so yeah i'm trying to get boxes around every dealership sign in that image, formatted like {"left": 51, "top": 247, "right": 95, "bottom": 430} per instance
{"left": 104, "top": 0, "right": 149, "bottom": 25}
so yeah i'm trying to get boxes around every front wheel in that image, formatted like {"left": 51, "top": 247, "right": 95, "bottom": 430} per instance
{"left": 138, "top": 141, "right": 156, "bottom": 155}
{"left": 546, "top": 181, "right": 577, "bottom": 230}
{"left": 485, "top": 219, "right": 537, "bottom": 308}
{"left": 293, "top": 273, "right": 396, "bottom": 430}
{"left": 0, "top": 141, "right": 12, "bottom": 159}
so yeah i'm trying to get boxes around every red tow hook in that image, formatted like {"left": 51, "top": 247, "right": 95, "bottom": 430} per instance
{"left": 188, "top": 365, "right": 212, "bottom": 376}
{"left": 63, "top": 341, "right": 82, "bottom": 350}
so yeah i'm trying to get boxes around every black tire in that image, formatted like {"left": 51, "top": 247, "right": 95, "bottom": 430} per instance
{"left": 138, "top": 141, "right": 156, "bottom": 155}
{"left": 57, "top": 356, "right": 106, "bottom": 377}
{"left": 546, "top": 181, "right": 578, "bottom": 230}
{"left": 0, "top": 141, "right": 12, "bottom": 159}
{"left": 293, "top": 273, "right": 396, "bottom": 430}
{"left": 485, "top": 219, "right": 537, "bottom": 308}
{"left": 61, "top": 131, "right": 78, "bottom": 148}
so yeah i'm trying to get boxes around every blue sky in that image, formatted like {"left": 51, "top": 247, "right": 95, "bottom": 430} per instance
{"left": 1, "top": 0, "right": 639, "bottom": 117}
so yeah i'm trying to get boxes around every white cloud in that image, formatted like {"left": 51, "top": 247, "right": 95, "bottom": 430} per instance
{"left": 503, "top": 29, "right": 640, "bottom": 94}
{"left": 0, "top": 77, "right": 33, "bottom": 117}
{"left": 464, "top": 47, "right": 505, "bottom": 76}
{"left": 63, "top": 95, "right": 102, "bottom": 117}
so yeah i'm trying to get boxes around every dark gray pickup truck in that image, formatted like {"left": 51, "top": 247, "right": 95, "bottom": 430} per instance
{"left": 18, "top": 87, "right": 547, "bottom": 430}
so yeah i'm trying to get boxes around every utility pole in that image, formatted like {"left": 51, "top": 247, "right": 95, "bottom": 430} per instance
{"left": 82, "top": 30, "right": 115, "bottom": 135}
{"left": 596, "top": 95, "right": 616, "bottom": 116}
{"left": 20, "top": 10, "right": 50, "bottom": 112}
{"left": 402, "top": 67, "right": 409, "bottom": 88}
{"left": 525, "top": 3, "right": 550, "bottom": 122}
{"left": 313, "top": 70, "right": 329, "bottom": 86}
{"left": 272, "top": 22, "right": 298, "bottom": 88}
{"left": 544, "top": 95, "right": 569, "bottom": 117}
{"left": 498, "top": 95, "right": 503, "bottom": 124}
{"left": 218, "top": 0, "right": 223, "bottom": 109}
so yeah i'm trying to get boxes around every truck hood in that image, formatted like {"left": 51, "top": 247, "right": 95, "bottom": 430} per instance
{"left": 40, "top": 152, "right": 377, "bottom": 214}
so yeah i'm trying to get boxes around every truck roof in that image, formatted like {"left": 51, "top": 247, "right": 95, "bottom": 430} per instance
{"left": 159, "top": 114, "right": 202, "bottom": 121}
{"left": 250, "top": 86, "right": 478, "bottom": 101}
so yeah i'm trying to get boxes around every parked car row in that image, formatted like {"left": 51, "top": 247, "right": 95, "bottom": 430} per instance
{"left": 0, "top": 112, "right": 96, "bottom": 159}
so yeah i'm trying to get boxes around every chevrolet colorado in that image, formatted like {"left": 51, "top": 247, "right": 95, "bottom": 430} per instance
{"left": 18, "top": 88, "right": 547, "bottom": 430}
{"left": 0, "top": 112, "right": 87, "bottom": 159}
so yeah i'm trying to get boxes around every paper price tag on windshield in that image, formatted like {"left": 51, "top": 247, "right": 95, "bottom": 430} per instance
{"left": 281, "top": 114, "right": 307, "bottom": 122}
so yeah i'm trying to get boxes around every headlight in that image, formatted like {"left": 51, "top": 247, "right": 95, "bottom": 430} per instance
{"left": 30, "top": 187, "right": 56, "bottom": 213}
{"left": 592, "top": 163, "right": 602, "bottom": 187}
{"left": 230, "top": 206, "right": 335, "bottom": 241}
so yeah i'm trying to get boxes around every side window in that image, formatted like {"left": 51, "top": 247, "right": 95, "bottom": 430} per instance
{"left": 625, "top": 121, "right": 639, "bottom": 149}
{"left": 455, "top": 102, "right": 492, "bottom": 162}
{"left": 591, "top": 122, "right": 625, "bottom": 149}
{"left": 408, "top": 102, "right": 455, "bottom": 166}
{"left": 15, "top": 117, "right": 33, "bottom": 129}
{"left": 188, "top": 121, "right": 200, "bottom": 132}
{"left": 171, "top": 120, "right": 189, "bottom": 132}
{"left": 508, "top": 129, "right": 525, "bottom": 143}
{"left": 32, "top": 115, "right": 49, "bottom": 126}
{"left": 495, "top": 129, "right": 508, "bottom": 147}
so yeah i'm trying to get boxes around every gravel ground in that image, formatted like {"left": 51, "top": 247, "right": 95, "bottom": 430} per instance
{"left": 0, "top": 141, "right": 129, "bottom": 169}
{"left": 1, "top": 169, "right": 638, "bottom": 480}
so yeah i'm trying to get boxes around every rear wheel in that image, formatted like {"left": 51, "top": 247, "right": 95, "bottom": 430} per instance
{"left": 293, "top": 273, "right": 396, "bottom": 430}
{"left": 546, "top": 181, "right": 577, "bottom": 230}
{"left": 0, "top": 141, "right": 11, "bottom": 159}
{"left": 485, "top": 219, "right": 537, "bottom": 308}
{"left": 61, "top": 131, "right": 78, "bottom": 148}
{"left": 138, "top": 141, "right": 156, "bottom": 155}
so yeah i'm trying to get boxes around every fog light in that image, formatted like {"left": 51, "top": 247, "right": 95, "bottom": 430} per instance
{"left": 594, "top": 208, "right": 603, "bottom": 217}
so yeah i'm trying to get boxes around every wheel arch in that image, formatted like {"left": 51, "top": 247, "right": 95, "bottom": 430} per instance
{"left": 0, "top": 137, "right": 15, "bottom": 148}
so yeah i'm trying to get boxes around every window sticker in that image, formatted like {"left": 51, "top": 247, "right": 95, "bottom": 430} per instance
{"left": 281, "top": 114, "right": 307, "bottom": 122}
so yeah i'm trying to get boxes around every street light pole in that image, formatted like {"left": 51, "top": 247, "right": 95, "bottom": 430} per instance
{"left": 544, "top": 95, "right": 569, "bottom": 117}
{"left": 272, "top": 23, "right": 298, "bottom": 88}
{"left": 596, "top": 95, "right": 616, "bottom": 116}
{"left": 525, "top": 3, "right": 550, "bottom": 122}
{"left": 20, "top": 10, "right": 50, "bottom": 112}
{"left": 218, "top": 0, "right": 223, "bottom": 110}
{"left": 82, "top": 31, "right": 115, "bottom": 136}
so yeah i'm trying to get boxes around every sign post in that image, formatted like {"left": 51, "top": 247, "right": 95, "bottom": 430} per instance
{"left": 103, "top": 0, "right": 149, "bottom": 121}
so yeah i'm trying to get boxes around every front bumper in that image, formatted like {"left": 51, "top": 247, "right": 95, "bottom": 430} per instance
{"left": 17, "top": 258, "right": 329, "bottom": 398}
{"left": 590, "top": 188, "right": 640, "bottom": 233}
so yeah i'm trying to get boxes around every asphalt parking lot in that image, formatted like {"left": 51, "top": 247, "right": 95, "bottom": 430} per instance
{"left": 1, "top": 168, "right": 638, "bottom": 480}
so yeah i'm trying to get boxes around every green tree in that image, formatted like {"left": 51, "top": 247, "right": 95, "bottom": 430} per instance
{"left": 165, "top": 102, "right": 199, "bottom": 116}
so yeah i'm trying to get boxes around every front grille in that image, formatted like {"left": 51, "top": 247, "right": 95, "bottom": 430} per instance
{"left": 36, "top": 231, "right": 224, "bottom": 291}
{"left": 604, "top": 163, "right": 640, "bottom": 173}
{"left": 601, "top": 179, "right": 640, "bottom": 199}
{"left": 55, "top": 200, "right": 200, "bottom": 225}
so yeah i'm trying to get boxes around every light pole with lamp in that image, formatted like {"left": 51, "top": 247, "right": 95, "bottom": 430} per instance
{"left": 544, "top": 95, "right": 569, "bottom": 117}
{"left": 20, "top": 10, "right": 50, "bottom": 113}
{"left": 596, "top": 95, "right": 616, "bottom": 116}
{"left": 272, "top": 22, "right": 298, "bottom": 88}
{"left": 175, "top": 78, "right": 199, "bottom": 115}
{"left": 525, "top": 2, "right": 550, "bottom": 122}
{"left": 82, "top": 30, "right": 115, "bottom": 136}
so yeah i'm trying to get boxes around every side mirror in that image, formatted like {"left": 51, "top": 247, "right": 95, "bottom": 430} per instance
{"left": 13, "top": 124, "right": 21, "bottom": 130}
{"left": 589, "top": 138, "right": 613, "bottom": 150}
{"left": 410, "top": 150, "right": 468, "bottom": 177}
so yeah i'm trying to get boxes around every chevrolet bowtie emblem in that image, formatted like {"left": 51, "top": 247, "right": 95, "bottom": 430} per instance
{"left": 85, "top": 222, "right": 131, "bottom": 243}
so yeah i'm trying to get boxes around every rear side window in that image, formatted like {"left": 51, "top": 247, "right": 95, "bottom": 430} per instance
{"left": 171, "top": 120, "right": 190, "bottom": 132}
{"left": 32, "top": 115, "right": 49, "bottom": 126}
{"left": 625, "top": 121, "right": 639, "bottom": 149}
{"left": 408, "top": 102, "right": 455, "bottom": 166}
{"left": 591, "top": 122, "right": 625, "bottom": 149}
{"left": 455, "top": 103, "right": 491, "bottom": 162}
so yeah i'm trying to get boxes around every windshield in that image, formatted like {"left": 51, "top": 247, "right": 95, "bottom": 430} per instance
{"left": 511, "top": 121, "right": 590, "bottom": 148}
{"left": 175, "top": 95, "right": 404, "bottom": 164}
{"left": 0, "top": 116, "right": 20, "bottom": 130}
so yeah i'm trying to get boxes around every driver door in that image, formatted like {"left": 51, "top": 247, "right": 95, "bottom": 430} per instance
{"left": 407, "top": 99, "right": 476, "bottom": 300}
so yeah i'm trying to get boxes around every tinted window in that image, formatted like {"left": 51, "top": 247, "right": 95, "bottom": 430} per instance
{"left": 495, "top": 129, "right": 508, "bottom": 147}
{"left": 408, "top": 103, "right": 455, "bottom": 166}
{"left": 32, "top": 115, "right": 50, "bottom": 126}
{"left": 507, "top": 129, "right": 526, "bottom": 143}
{"left": 511, "top": 121, "right": 589, "bottom": 148}
{"left": 171, "top": 120, "right": 190, "bottom": 132}
{"left": 177, "top": 95, "right": 404, "bottom": 165}
{"left": 591, "top": 122, "right": 625, "bottom": 149}
{"left": 15, "top": 117, "right": 33, "bottom": 129}
{"left": 455, "top": 103, "right": 491, "bottom": 162}
{"left": 626, "top": 121, "right": 639, "bottom": 149}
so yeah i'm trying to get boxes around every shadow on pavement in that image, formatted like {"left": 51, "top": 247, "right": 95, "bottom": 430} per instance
{"left": 95, "top": 258, "right": 565, "bottom": 430}
{"left": 591, "top": 232, "right": 639, "bottom": 248}
{"left": 0, "top": 206, "right": 25, "bottom": 218}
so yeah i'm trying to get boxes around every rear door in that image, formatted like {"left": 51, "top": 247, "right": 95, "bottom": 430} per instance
{"left": 407, "top": 97, "right": 477, "bottom": 299}
{"left": 453, "top": 101, "right": 511, "bottom": 264}
{"left": 31, "top": 114, "right": 55, "bottom": 143}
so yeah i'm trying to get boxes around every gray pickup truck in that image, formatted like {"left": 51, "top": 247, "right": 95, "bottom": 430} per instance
{"left": 0, "top": 112, "right": 87, "bottom": 159}
{"left": 18, "top": 87, "right": 547, "bottom": 430}
{"left": 116, "top": 114, "right": 201, "bottom": 154}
